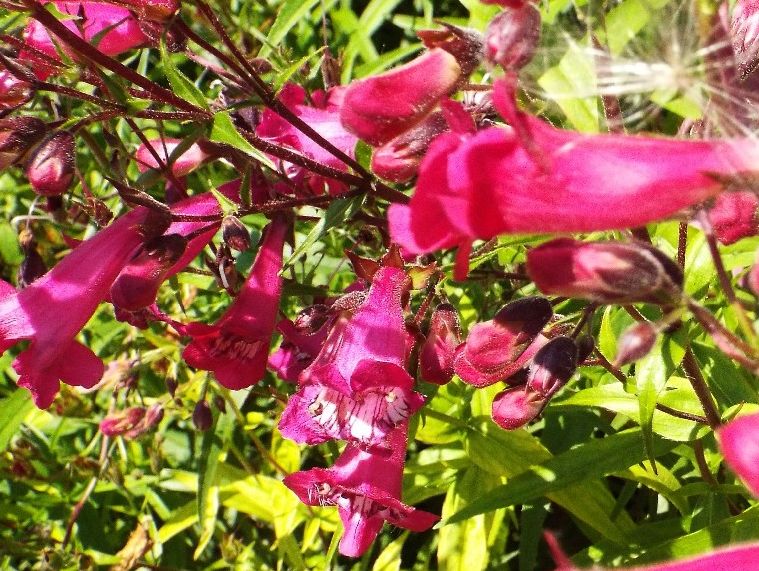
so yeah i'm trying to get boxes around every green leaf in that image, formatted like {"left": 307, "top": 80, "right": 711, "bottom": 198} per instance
{"left": 159, "top": 38, "right": 208, "bottom": 110}
{"left": 0, "top": 390, "right": 34, "bottom": 452}
{"left": 373, "top": 532, "right": 408, "bottom": 571}
{"left": 209, "top": 111, "right": 277, "bottom": 171}
{"left": 449, "top": 428, "right": 675, "bottom": 524}
{"left": 0, "top": 222, "right": 23, "bottom": 265}
{"left": 282, "top": 195, "right": 365, "bottom": 269}
{"left": 259, "top": 0, "right": 321, "bottom": 58}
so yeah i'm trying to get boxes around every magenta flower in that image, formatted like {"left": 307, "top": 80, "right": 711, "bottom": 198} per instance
{"left": 419, "top": 303, "right": 461, "bottom": 385}
{"left": 484, "top": 3, "right": 541, "bottom": 71}
{"left": 268, "top": 305, "right": 333, "bottom": 383}
{"left": 717, "top": 412, "right": 759, "bottom": 497}
{"left": 340, "top": 48, "right": 461, "bottom": 146}
{"left": 257, "top": 84, "right": 358, "bottom": 195}
{"left": 453, "top": 296, "right": 552, "bottom": 387}
{"left": 20, "top": 2, "right": 148, "bottom": 80}
{"left": 707, "top": 191, "right": 758, "bottom": 245}
{"left": 278, "top": 267, "right": 424, "bottom": 452}
{"left": 181, "top": 214, "right": 289, "bottom": 390}
{"left": 135, "top": 137, "right": 210, "bottom": 177}
{"left": 0, "top": 208, "right": 148, "bottom": 408}
{"left": 283, "top": 424, "right": 439, "bottom": 557}
{"left": 526, "top": 238, "right": 683, "bottom": 304}
{"left": 389, "top": 77, "right": 759, "bottom": 264}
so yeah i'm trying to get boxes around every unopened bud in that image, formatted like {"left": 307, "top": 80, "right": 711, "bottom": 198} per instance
{"left": 707, "top": 191, "right": 758, "bottom": 245}
{"left": 0, "top": 69, "right": 34, "bottom": 110}
{"left": 417, "top": 24, "right": 484, "bottom": 78}
{"left": 526, "top": 336, "right": 578, "bottom": 397}
{"left": 100, "top": 407, "right": 145, "bottom": 437}
{"left": 221, "top": 216, "right": 251, "bottom": 251}
{"left": 110, "top": 233, "right": 187, "bottom": 310}
{"left": 17, "top": 247, "right": 46, "bottom": 288}
{"left": 166, "top": 377, "right": 178, "bottom": 397}
{"left": 576, "top": 334, "right": 595, "bottom": 364}
{"left": 26, "top": 131, "right": 76, "bottom": 196}
{"left": 420, "top": 303, "right": 462, "bottom": 385}
{"left": 293, "top": 304, "right": 332, "bottom": 333}
{"left": 485, "top": 4, "right": 541, "bottom": 71}
{"left": 110, "top": 0, "right": 180, "bottom": 21}
{"left": 732, "top": 0, "right": 759, "bottom": 79}
{"left": 527, "top": 238, "right": 684, "bottom": 304}
{"left": 0, "top": 117, "right": 47, "bottom": 170}
{"left": 614, "top": 322, "right": 658, "bottom": 367}
{"left": 213, "top": 395, "right": 226, "bottom": 413}
{"left": 193, "top": 400, "right": 213, "bottom": 431}
{"left": 491, "top": 386, "right": 545, "bottom": 430}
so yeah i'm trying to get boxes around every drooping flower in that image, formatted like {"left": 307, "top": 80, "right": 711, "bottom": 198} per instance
{"left": 20, "top": 2, "right": 149, "bottom": 80}
{"left": 340, "top": 48, "right": 461, "bottom": 146}
{"left": 278, "top": 266, "right": 424, "bottom": 452}
{"left": 419, "top": 303, "right": 461, "bottom": 385}
{"left": 716, "top": 411, "right": 759, "bottom": 497}
{"left": 0, "top": 208, "right": 148, "bottom": 408}
{"left": 283, "top": 424, "right": 439, "bottom": 557}
{"left": 526, "top": 238, "right": 684, "bottom": 304}
{"left": 181, "top": 214, "right": 289, "bottom": 390}
{"left": 388, "top": 77, "right": 759, "bottom": 267}
{"left": 453, "top": 296, "right": 552, "bottom": 388}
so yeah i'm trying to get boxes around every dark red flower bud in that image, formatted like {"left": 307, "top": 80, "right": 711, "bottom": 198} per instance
{"left": 17, "top": 248, "right": 46, "bottom": 288}
{"left": 417, "top": 24, "right": 484, "bottom": 78}
{"left": 614, "top": 322, "right": 658, "bottom": 367}
{"left": 166, "top": 377, "right": 178, "bottom": 397}
{"left": 576, "top": 334, "right": 595, "bottom": 364}
{"left": 0, "top": 117, "right": 47, "bottom": 170}
{"left": 527, "top": 238, "right": 684, "bottom": 304}
{"left": 221, "top": 215, "right": 251, "bottom": 251}
{"left": 110, "top": 233, "right": 187, "bottom": 311}
{"left": 108, "top": 0, "right": 180, "bottom": 21}
{"left": 732, "top": 0, "right": 759, "bottom": 79}
{"left": 707, "top": 191, "right": 758, "bottom": 245}
{"left": 453, "top": 296, "right": 553, "bottom": 387}
{"left": 491, "top": 385, "right": 545, "bottom": 430}
{"left": 100, "top": 407, "right": 145, "bottom": 437}
{"left": 0, "top": 69, "right": 34, "bottom": 110}
{"left": 193, "top": 400, "right": 213, "bottom": 431}
{"left": 485, "top": 4, "right": 541, "bottom": 71}
{"left": 526, "top": 336, "right": 578, "bottom": 397}
{"left": 26, "top": 131, "right": 76, "bottom": 196}
{"left": 420, "top": 303, "right": 462, "bottom": 384}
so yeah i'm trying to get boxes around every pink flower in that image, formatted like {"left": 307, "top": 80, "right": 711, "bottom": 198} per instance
{"left": 278, "top": 267, "right": 424, "bottom": 452}
{"left": 717, "top": 412, "right": 759, "bottom": 497}
{"left": 707, "top": 191, "right": 758, "bottom": 244}
{"left": 135, "top": 137, "right": 210, "bottom": 177}
{"left": 389, "top": 77, "right": 759, "bottom": 267}
{"left": 0, "top": 208, "right": 148, "bottom": 408}
{"left": 340, "top": 48, "right": 461, "bottom": 146}
{"left": 453, "top": 296, "right": 552, "bottom": 388}
{"left": 257, "top": 84, "right": 357, "bottom": 195}
{"left": 283, "top": 424, "right": 439, "bottom": 557}
{"left": 419, "top": 303, "right": 461, "bottom": 384}
{"left": 526, "top": 238, "right": 684, "bottom": 304}
{"left": 181, "top": 215, "right": 289, "bottom": 390}
{"left": 20, "top": 1, "right": 148, "bottom": 80}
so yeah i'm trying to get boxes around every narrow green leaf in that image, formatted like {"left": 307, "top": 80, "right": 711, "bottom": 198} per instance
{"left": 259, "top": 0, "right": 321, "bottom": 58}
{"left": 0, "top": 390, "right": 34, "bottom": 452}
{"left": 373, "top": 532, "right": 408, "bottom": 571}
{"left": 209, "top": 112, "right": 277, "bottom": 171}
{"left": 159, "top": 38, "right": 208, "bottom": 110}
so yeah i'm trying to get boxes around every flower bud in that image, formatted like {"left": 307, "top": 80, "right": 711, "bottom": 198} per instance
{"left": 340, "top": 48, "right": 461, "bottom": 146}
{"left": 453, "top": 296, "right": 552, "bottom": 387}
{"left": 420, "top": 303, "right": 462, "bottom": 384}
{"left": 166, "top": 377, "right": 178, "bottom": 397}
{"left": 731, "top": 0, "right": 759, "bottom": 79}
{"left": 491, "top": 386, "right": 545, "bottom": 430}
{"left": 26, "top": 131, "right": 76, "bottom": 196}
{"left": 0, "top": 117, "right": 47, "bottom": 170}
{"left": 193, "top": 400, "right": 213, "bottom": 431}
{"left": 0, "top": 69, "right": 34, "bottom": 110}
{"left": 526, "top": 336, "right": 578, "bottom": 397}
{"left": 707, "top": 191, "right": 758, "bottom": 245}
{"left": 371, "top": 111, "right": 448, "bottom": 183}
{"left": 100, "top": 407, "right": 145, "bottom": 437}
{"left": 417, "top": 24, "right": 484, "bottom": 78}
{"left": 135, "top": 137, "right": 209, "bottom": 177}
{"left": 614, "top": 322, "right": 658, "bottom": 367}
{"left": 221, "top": 215, "right": 251, "bottom": 251}
{"left": 526, "top": 238, "right": 684, "bottom": 304}
{"left": 17, "top": 246, "right": 46, "bottom": 288}
{"left": 110, "top": 233, "right": 187, "bottom": 311}
{"left": 485, "top": 4, "right": 541, "bottom": 71}
{"left": 576, "top": 334, "right": 595, "bottom": 364}
{"left": 108, "top": 0, "right": 180, "bottom": 21}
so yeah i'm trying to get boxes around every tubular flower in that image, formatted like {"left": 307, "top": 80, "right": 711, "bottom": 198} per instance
{"left": 717, "top": 412, "right": 759, "bottom": 497}
{"left": 388, "top": 77, "right": 759, "bottom": 267}
{"left": 340, "top": 48, "right": 461, "bottom": 146}
{"left": 20, "top": 2, "right": 149, "bottom": 80}
{"left": 278, "top": 267, "right": 425, "bottom": 452}
{"left": 257, "top": 84, "right": 358, "bottom": 195}
{"left": 419, "top": 303, "right": 462, "bottom": 385}
{"left": 526, "top": 238, "right": 684, "bottom": 304}
{"left": 0, "top": 208, "right": 148, "bottom": 408}
{"left": 181, "top": 214, "right": 289, "bottom": 390}
{"left": 453, "top": 296, "right": 552, "bottom": 388}
{"left": 283, "top": 424, "right": 439, "bottom": 557}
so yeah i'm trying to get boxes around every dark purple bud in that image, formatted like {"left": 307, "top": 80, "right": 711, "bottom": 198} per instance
{"left": 614, "top": 322, "right": 658, "bottom": 367}
{"left": 213, "top": 395, "right": 226, "bottom": 413}
{"left": 166, "top": 377, "right": 178, "bottom": 397}
{"left": 491, "top": 386, "right": 545, "bottom": 430}
{"left": 417, "top": 24, "right": 484, "bottom": 78}
{"left": 526, "top": 336, "right": 578, "bottom": 398}
{"left": 0, "top": 117, "right": 47, "bottom": 170}
{"left": 193, "top": 400, "right": 213, "bottom": 432}
{"left": 731, "top": 0, "right": 759, "bottom": 79}
{"left": 26, "top": 131, "right": 76, "bottom": 197}
{"left": 527, "top": 238, "right": 684, "bottom": 304}
{"left": 420, "top": 303, "right": 462, "bottom": 385}
{"left": 485, "top": 4, "right": 541, "bottom": 71}
{"left": 16, "top": 228, "right": 46, "bottom": 288}
{"left": 293, "top": 304, "right": 332, "bottom": 333}
{"left": 576, "top": 334, "right": 595, "bottom": 364}
{"left": 222, "top": 215, "right": 251, "bottom": 251}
